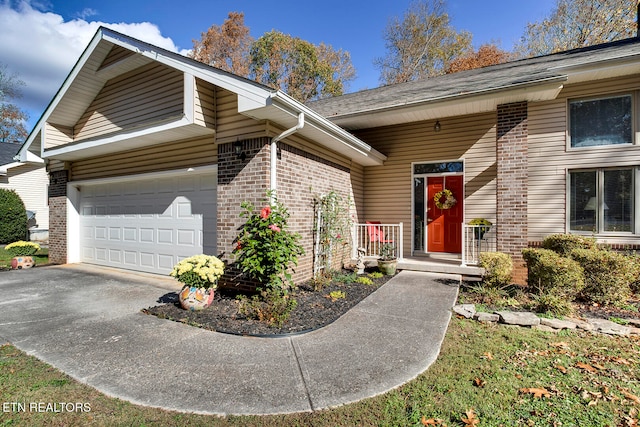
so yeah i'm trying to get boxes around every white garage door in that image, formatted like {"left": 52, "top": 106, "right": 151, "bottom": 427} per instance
{"left": 79, "top": 173, "right": 217, "bottom": 275}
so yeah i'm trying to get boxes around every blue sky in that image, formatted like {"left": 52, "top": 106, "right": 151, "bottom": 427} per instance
{"left": 0, "top": 0, "right": 556, "bottom": 131}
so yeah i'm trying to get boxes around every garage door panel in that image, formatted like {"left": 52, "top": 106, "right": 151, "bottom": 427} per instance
{"left": 79, "top": 173, "right": 217, "bottom": 275}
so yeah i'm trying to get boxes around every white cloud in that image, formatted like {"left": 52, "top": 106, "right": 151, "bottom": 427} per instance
{"left": 0, "top": 1, "right": 181, "bottom": 127}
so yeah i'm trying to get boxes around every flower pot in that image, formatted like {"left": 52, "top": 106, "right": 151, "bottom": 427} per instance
{"left": 11, "top": 256, "right": 34, "bottom": 269}
{"left": 377, "top": 259, "right": 398, "bottom": 276}
{"left": 179, "top": 285, "right": 215, "bottom": 311}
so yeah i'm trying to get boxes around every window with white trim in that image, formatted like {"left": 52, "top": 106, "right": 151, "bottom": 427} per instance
{"left": 569, "top": 168, "right": 635, "bottom": 234}
{"left": 569, "top": 94, "right": 633, "bottom": 148}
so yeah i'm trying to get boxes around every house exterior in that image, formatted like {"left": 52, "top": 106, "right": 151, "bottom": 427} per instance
{"left": 0, "top": 142, "right": 49, "bottom": 241}
{"left": 18, "top": 27, "right": 640, "bottom": 284}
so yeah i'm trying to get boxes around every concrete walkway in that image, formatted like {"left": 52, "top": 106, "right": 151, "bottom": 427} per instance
{"left": 0, "top": 264, "right": 459, "bottom": 416}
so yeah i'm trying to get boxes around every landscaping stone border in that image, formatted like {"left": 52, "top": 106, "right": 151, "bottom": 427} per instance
{"left": 452, "top": 304, "right": 640, "bottom": 337}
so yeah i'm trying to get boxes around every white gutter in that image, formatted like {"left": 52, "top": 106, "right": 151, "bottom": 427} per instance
{"left": 269, "top": 112, "right": 305, "bottom": 204}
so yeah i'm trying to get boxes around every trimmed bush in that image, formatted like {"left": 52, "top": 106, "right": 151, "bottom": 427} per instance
{"left": 478, "top": 252, "right": 513, "bottom": 288}
{"left": 521, "top": 248, "right": 584, "bottom": 298}
{"left": 570, "top": 248, "right": 635, "bottom": 306}
{"left": 0, "top": 189, "right": 27, "bottom": 244}
{"left": 541, "top": 233, "right": 597, "bottom": 257}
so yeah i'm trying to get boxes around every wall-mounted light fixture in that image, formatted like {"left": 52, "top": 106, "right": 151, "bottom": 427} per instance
{"left": 234, "top": 140, "right": 246, "bottom": 161}
{"left": 434, "top": 120, "right": 441, "bottom": 132}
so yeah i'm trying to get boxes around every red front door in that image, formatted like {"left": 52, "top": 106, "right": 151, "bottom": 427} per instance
{"left": 427, "top": 175, "right": 463, "bottom": 253}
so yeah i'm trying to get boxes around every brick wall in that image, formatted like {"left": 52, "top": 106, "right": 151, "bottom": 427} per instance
{"left": 216, "top": 137, "right": 354, "bottom": 288}
{"left": 276, "top": 142, "right": 353, "bottom": 283}
{"left": 496, "top": 102, "right": 528, "bottom": 284}
{"left": 48, "top": 170, "right": 68, "bottom": 264}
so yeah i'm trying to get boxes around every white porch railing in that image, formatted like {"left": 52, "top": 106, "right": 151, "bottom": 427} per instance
{"left": 352, "top": 222, "right": 404, "bottom": 260}
{"left": 462, "top": 224, "right": 497, "bottom": 266}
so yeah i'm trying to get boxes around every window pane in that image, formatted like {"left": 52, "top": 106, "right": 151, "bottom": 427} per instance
{"left": 570, "top": 96, "right": 632, "bottom": 147}
{"left": 603, "top": 169, "right": 633, "bottom": 232}
{"left": 414, "top": 162, "right": 463, "bottom": 174}
{"left": 570, "top": 171, "right": 596, "bottom": 231}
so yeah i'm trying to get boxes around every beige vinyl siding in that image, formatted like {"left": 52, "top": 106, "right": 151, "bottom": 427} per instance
{"left": 73, "top": 63, "right": 184, "bottom": 141}
{"left": 215, "top": 87, "right": 267, "bottom": 141}
{"left": 70, "top": 136, "right": 217, "bottom": 181}
{"left": 194, "top": 78, "right": 215, "bottom": 129}
{"left": 528, "top": 74, "right": 640, "bottom": 242}
{"left": 0, "top": 163, "right": 49, "bottom": 229}
{"left": 356, "top": 112, "right": 497, "bottom": 256}
{"left": 98, "top": 45, "right": 135, "bottom": 70}
{"left": 350, "top": 162, "right": 365, "bottom": 223}
{"left": 44, "top": 123, "right": 73, "bottom": 148}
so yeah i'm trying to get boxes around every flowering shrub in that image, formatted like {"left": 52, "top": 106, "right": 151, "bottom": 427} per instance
{"left": 4, "top": 241, "right": 40, "bottom": 257}
{"left": 169, "top": 255, "right": 225, "bottom": 289}
{"left": 233, "top": 192, "right": 304, "bottom": 293}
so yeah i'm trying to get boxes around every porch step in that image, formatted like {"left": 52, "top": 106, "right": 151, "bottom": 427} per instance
{"left": 397, "top": 259, "right": 484, "bottom": 277}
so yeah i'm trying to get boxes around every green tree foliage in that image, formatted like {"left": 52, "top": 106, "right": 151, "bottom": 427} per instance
{"left": 189, "top": 12, "right": 253, "bottom": 77}
{"left": 190, "top": 14, "right": 355, "bottom": 102}
{"left": 249, "top": 30, "right": 355, "bottom": 102}
{"left": 0, "top": 189, "right": 27, "bottom": 244}
{"left": 0, "top": 63, "right": 28, "bottom": 143}
{"left": 516, "top": 0, "right": 638, "bottom": 57}
{"left": 375, "top": 0, "right": 472, "bottom": 84}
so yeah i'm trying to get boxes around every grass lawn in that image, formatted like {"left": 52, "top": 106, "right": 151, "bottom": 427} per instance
{"left": 0, "top": 247, "right": 49, "bottom": 270}
{"left": 1, "top": 317, "right": 638, "bottom": 426}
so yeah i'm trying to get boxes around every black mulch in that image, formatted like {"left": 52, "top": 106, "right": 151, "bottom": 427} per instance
{"left": 143, "top": 270, "right": 395, "bottom": 337}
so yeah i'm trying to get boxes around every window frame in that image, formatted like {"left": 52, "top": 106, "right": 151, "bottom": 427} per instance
{"left": 567, "top": 92, "right": 635, "bottom": 150}
{"left": 567, "top": 167, "right": 638, "bottom": 236}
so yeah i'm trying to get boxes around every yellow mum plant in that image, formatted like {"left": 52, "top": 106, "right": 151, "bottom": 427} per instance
{"left": 170, "top": 255, "right": 225, "bottom": 289}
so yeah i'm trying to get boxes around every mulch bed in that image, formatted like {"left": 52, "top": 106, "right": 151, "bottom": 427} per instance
{"left": 143, "top": 269, "right": 394, "bottom": 336}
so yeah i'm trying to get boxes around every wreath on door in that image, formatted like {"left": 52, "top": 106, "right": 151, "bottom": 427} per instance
{"left": 434, "top": 188, "right": 457, "bottom": 210}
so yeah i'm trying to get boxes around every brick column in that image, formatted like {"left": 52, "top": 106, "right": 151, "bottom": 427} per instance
{"left": 496, "top": 102, "right": 528, "bottom": 285}
{"left": 48, "top": 170, "right": 68, "bottom": 265}
{"left": 216, "top": 137, "right": 270, "bottom": 288}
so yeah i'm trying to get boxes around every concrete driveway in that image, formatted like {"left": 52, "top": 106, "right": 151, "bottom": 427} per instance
{"left": 0, "top": 264, "right": 459, "bottom": 415}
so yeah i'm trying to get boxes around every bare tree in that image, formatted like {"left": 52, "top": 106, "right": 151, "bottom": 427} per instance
{"left": 375, "top": 0, "right": 472, "bottom": 84}
{"left": 0, "top": 63, "right": 28, "bottom": 143}
{"left": 516, "top": 0, "right": 638, "bottom": 57}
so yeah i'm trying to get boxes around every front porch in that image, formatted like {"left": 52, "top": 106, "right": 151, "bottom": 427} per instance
{"left": 352, "top": 222, "right": 495, "bottom": 279}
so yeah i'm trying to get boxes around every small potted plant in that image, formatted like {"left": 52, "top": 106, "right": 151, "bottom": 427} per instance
{"left": 469, "top": 218, "right": 492, "bottom": 240}
{"left": 170, "top": 254, "right": 225, "bottom": 311}
{"left": 377, "top": 243, "right": 398, "bottom": 276}
{"left": 5, "top": 241, "right": 40, "bottom": 269}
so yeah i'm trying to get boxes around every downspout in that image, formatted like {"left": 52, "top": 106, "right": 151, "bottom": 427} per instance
{"left": 269, "top": 112, "right": 305, "bottom": 204}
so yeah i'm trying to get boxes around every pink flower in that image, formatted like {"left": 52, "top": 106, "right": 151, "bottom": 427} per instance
{"left": 260, "top": 206, "right": 271, "bottom": 219}
{"left": 269, "top": 224, "right": 281, "bottom": 232}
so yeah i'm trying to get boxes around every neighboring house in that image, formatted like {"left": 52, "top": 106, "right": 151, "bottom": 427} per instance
{"left": 17, "top": 27, "right": 640, "bottom": 284}
{"left": 0, "top": 142, "right": 49, "bottom": 241}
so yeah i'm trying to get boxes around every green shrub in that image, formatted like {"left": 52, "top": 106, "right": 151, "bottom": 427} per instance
{"left": 237, "top": 288, "right": 297, "bottom": 327}
{"left": 541, "top": 233, "right": 596, "bottom": 257}
{"left": 0, "top": 189, "right": 27, "bottom": 244}
{"left": 521, "top": 248, "right": 584, "bottom": 298}
{"left": 628, "top": 253, "right": 640, "bottom": 293}
{"left": 532, "top": 293, "right": 574, "bottom": 317}
{"left": 4, "top": 241, "right": 40, "bottom": 257}
{"left": 570, "top": 248, "right": 635, "bottom": 306}
{"left": 356, "top": 276, "right": 374, "bottom": 286}
{"left": 478, "top": 252, "right": 513, "bottom": 288}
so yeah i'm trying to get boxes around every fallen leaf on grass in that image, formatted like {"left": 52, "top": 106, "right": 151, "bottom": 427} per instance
{"left": 520, "top": 387, "right": 552, "bottom": 398}
{"left": 550, "top": 341, "right": 570, "bottom": 348}
{"left": 576, "top": 362, "right": 598, "bottom": 373}
{"left": 473, "top": 377, "right": 486, "bottom": 388}
{"left": 621, "top": 389, "right": 640, "bottom": 405}
{"left": 421, "top": 416, "right": 446, "bottom": 426}
{"left": 555, "top": 365, "right": 568, "bottom": 374}
{"left": 481, "top": 352, "right": 493, "bottom": 360}
{"left": 461, "top": 408, "right": 480, "bottom": 427}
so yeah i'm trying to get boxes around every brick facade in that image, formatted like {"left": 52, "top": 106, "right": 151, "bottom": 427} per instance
{"left": 48, "top": 170, "right": 68, "bottom": 265}
{"left": 216, "top": 137, "right": 354, "bottom": 288}
{"left": 496, "top": 102, "right": 528, "bottom": 284}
